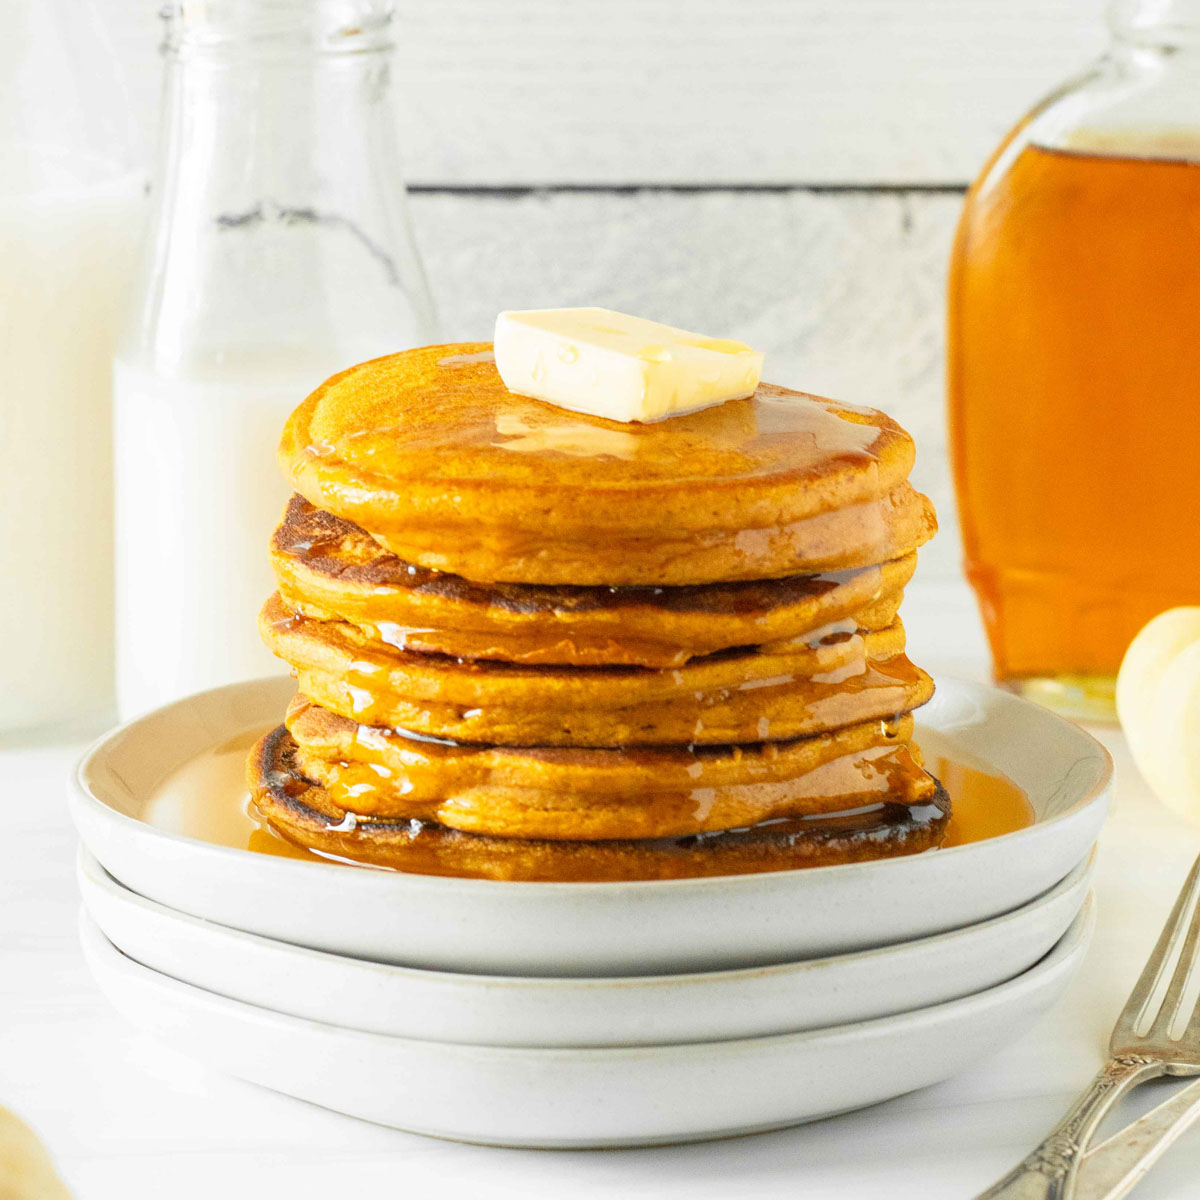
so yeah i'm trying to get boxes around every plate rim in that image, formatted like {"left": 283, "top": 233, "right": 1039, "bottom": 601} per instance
{"left": 76, "top": 841, "right": 1095, "bottom": 988}
{"left": 78, "top": 895, "right": 1095, "bottom": 1057}
{"left": 71, "top": 674, "right": 1113, "bottom": 895}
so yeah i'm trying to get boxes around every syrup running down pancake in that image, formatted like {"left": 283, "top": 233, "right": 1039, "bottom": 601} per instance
{"left": 285, "top": 694, "right": 926, "bottom": 839}
{"left": 250, "top": 341, "right": 945, "bottom": 880}
{"left": 259, "top": 593, "right": 933, "bottom": 746}
{"left": 249, "top": 724, "right": 951, "bottom": 882}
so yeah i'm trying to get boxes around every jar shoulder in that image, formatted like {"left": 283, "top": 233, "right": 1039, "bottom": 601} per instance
{"left": 976, "top": 46, "right": 1200, "bottom": 197}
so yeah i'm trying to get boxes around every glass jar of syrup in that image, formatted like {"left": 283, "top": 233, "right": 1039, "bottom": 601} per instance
{"left": 949, "top": 0, "right": 1200, "bottom": 720}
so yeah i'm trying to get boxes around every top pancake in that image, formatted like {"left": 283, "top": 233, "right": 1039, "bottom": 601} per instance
{"left": 280, "top": 343, "right": 935, "bottom": 585}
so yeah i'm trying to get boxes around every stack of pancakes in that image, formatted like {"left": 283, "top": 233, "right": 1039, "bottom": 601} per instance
{"left": 248, "top": 343, "right": 944, "bottom": 881}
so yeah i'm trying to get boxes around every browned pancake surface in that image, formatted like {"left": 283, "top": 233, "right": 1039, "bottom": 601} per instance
{"left": 273, "top": 495, "right": 913, "bottom": 666}
{"left": 249, "top": 725, "right": 951, "bottom": 881}
{"left": 261, "top": 595, "right": 932, "bottom": 745}
{"left": 286, "top": 695, "right": 929, "bottom": 838}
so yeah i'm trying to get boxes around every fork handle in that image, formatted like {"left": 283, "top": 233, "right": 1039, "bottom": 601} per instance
{"left": 1074, "top": 1075, "right": 1200, "bottom": 1200}
{"left": 974, "top": 1055, "right": 1164, "bottom": 1200}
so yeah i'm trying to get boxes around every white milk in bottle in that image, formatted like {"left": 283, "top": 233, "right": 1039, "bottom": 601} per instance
{"left": 113, "top": 1, "right": 435, "bottom": 717}
{"left": 0, "top": 163, "right": 141, "bottom": 732}
{"left": 113, "top": 357, "right": 332, "bottom": 715}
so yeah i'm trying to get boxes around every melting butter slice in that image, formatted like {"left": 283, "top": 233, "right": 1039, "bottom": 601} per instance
{"left": 493, "top": 307, "right": 764, "bottom": 423}
{"left": 1117, "top": 607, "right": 1200, "bottom": 820}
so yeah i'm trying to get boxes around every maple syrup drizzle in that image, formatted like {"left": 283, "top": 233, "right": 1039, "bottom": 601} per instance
{"left": 141, "top": 725, "right": 1034, "bottom": 873}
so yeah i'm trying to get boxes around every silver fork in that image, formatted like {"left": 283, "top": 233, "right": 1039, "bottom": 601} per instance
{"left": 976, "top": 853, "right": 1200, "bottom": 1200}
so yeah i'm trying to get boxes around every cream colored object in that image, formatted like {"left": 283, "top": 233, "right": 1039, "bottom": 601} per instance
{"left": 0, "top": 1106, "right": 73, "bottom": 1200}
{"left": 492, "top": 308, "right": 763, "bottom": 423}
{"left": 1117, "top": 608, "right": 1200, "bottom": 821}
{"left": 0, "top": 173, "right": 141, "bottom": 731}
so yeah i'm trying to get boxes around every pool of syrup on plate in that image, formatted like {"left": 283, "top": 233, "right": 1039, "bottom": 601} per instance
{"left": 143, "top": 725, "right": 1035, "bottom": 868}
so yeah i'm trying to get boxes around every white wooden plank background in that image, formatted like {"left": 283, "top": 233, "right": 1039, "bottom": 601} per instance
{"left": 96, "top": 0, "right": 1109, "bottom": 578}
{"left": 104, "top": 0, "right": 1104, "bottom": 186}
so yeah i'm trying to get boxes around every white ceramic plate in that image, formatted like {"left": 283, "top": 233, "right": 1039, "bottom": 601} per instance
{"left": 80, "top": 901, "right": 1094, "bottom": 1148}
{"left": 69, "top": 676, "right": 1111, "bottom": 976}
{"left": 78, "top": 844, "right": 1094, "bottom": 1047}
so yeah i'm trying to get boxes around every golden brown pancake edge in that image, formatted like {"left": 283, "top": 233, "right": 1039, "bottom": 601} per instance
{"left": 272, "top": 494, "right": 917, "bottom": 666}
{"left": 286, "top": 695, "right": 931, "bottom": 838}
{"left": 249, "top": 724, "right": 951, "bottom": 882}
{"left": 260, "top": 595, "right": 934, "bottom": 745}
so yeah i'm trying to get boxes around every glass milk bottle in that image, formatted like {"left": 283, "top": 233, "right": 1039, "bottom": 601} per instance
{"left": 949, "top": 0, "right": 1200, "bottom": 720}
{"left": 0, "top": 1, "right": 141, "bottom": 734}
{"left": 115, "top": 0, "right": 436, "bottom": 718}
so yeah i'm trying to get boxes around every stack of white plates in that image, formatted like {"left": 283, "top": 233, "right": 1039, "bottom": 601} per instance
{"left": 71, "top": 676, "right": 1110, "bottom": 1147}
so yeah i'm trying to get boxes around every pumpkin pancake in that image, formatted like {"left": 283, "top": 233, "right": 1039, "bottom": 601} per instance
{"left": 272, "top": 495, "right": 914, "bottom": 667}
{"left": 286, "top": 695, "right": 923, "bottom": 838}
{"left": 260, "top": 594, "right": 932, "bottom": 745}
{"left": 253, "top": 334, "right": 944, "bottom": 877}
{"left": 248, "top": 724, "right": 951, "bottom": 881}
{"left": 279, "top": 344, "right": 937, "bottom": 585}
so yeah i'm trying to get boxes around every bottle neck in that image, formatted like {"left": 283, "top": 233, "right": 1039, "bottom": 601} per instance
{"left": 1109, "top": 0, "right": 1200, "bottom": 48}
{"left": 130, "top": 0, "right": 434, "bottom": 374}
{"left": 162, "top": 0, "right": 393, "bottom": 59}
{"left": 153, "top": 0, "right": 395, "bottom": 199}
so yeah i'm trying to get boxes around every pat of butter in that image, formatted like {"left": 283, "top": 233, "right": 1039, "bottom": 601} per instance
{"left": 493, "top": 307, "right": 763, "bottom": 423}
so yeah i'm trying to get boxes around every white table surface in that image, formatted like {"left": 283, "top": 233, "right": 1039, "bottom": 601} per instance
{"left": 5, "top": 578, "right": 1200, "bottom": 1200}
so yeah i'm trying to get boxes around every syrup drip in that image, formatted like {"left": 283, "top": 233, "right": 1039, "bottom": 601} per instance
{"left": 323, "top": 381, "right": 885, "bottom": 477}
{"left": 436, "top": 350, "right": 496, "bottom": 367}
{"left": 307, "top": 741, "right": 929, "bottom": 833}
